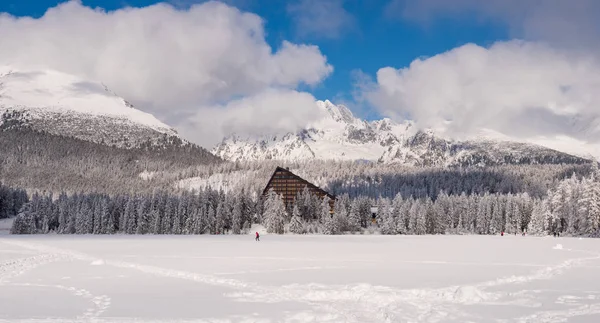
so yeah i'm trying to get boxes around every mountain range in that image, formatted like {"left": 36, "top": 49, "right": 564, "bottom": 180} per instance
{"left": 0, "top": 65, "right": 593, "bottom": 169}
{"left": 212, "top": 100, "right": 590, "bottom": 167}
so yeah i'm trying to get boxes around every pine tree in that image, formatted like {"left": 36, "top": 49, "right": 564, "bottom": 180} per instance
{"left": 379, "top": 198, "right": 396, "bottom": 235}
{"left": 320, "top": 197, "right": 337, "bottom": 235}
{"left": 391, "top": 194, "right": 404, "bottom": 234}
{"left": 101, "top": 198, "right": 113, "bottom": 234}
{"left": 333, "top": 197, "right": 348, "bottom": 233}
{"left": 397, "top": 197, "right": 411, "bottom": 234}
{"left": 216, "top": 203, "right": 226, "bottom": 234}
{"left": 409, "top": 200, "right": 420, "bottom": 234}
{"left": 288, "top": 203, "right": 305, "bottom": 234}
{"left": 415, "top": 199, "right": 428, "bottom": 235}
{"left": 528, "top": 199, "right": 547, "bottom": 235}
{"left": 263, "top": 189, "right": 286, "bottom": 234}
{"left": 347, "top": 199, "right": 361, "bottom": 233}
{"left": 136, "top": 198, "right": 150, "bottom": 234}
{"left": 578, "top": 175, "right": 600, "bottom": 235}
{"left": 231, "top": 196, "right": 243, "bottom": 234}
{"left": 124, "top": 196, "right": 137, "bottom": 234}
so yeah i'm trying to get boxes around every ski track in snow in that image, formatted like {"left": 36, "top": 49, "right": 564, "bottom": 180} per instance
{"left": 2, "top": 239, "right": 600, "bottom": 322}
{"left": 0, "top": 240, "right": 112, "bottom": 322}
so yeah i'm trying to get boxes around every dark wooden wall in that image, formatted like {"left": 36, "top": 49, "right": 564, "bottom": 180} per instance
{"left": 263, "top": 167, "right": 335, "bottom": 212}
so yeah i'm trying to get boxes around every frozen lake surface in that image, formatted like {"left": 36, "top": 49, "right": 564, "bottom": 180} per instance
{"left": 1, "top": 233, "right": 600, "bottom": 322}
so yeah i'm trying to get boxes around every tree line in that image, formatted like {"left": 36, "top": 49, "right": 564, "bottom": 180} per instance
{"left": 11, "top": 188, "right": 255, "bottom": 235}
{"left": 175, "top": 159, "right": 594, "bottom": 201}
{"left": 11, "top": 171, "right": 600, "bottom": 237}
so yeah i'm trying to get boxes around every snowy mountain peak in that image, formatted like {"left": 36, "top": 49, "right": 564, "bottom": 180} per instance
{"left": 317, "top": 100, "right": 357, "bottom": 125}
{"left": 0, "top": 65, "right": 182, "bottom": 148}
{"left": 212, "top": 99, "right": 589, "bottom": 166}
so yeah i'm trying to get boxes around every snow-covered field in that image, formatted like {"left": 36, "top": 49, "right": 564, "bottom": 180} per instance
{"left": 1, "top": 234, "right": 600, "bottom": 323}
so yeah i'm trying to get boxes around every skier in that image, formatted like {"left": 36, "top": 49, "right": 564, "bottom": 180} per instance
{"left": 501, "top": 231, "right": 504, "bottom": 236}
{"left": 255, "top": 231, "right": 260, "bottom": 242}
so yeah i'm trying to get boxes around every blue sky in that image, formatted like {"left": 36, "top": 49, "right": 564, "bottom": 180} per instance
{"left": 1, "top": 0, "right": 509, "bottom": 120}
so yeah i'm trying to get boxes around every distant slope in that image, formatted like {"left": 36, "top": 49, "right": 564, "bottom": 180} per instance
{"left": 380, "top": 130, "right": 588, "bottom": 167}
{"left": 0, "top": 128, "right": 220, "bottom": 194}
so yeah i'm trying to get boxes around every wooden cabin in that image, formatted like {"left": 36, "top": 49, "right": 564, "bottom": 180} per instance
{"left": 262, "top": 166, "right": 335, "bottom": 212}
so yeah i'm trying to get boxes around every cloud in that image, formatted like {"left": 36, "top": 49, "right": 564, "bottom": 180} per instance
{"left": 179, "top": 88, "right": 328, "bottom": 147}
{"left": 375, "top": 0, "right": 600, "bottom": 154}
{"left": 0, "top": 0, "right": 333, "bottom": 146}
{"left": 390, "top": 0, "right": 600, "bottom": 50}
{"left": 362, "top": 41, "right": 600, "bottom": 142}
{"left": 287, "top": 0, "right": 354, "bottom": 39}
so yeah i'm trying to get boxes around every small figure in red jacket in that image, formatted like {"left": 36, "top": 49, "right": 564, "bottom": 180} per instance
{"left": 255, "top": 232, "right": 260, "bottom": 242}
{"left": 501, "top": 231, "right": 504, "bottom": 236}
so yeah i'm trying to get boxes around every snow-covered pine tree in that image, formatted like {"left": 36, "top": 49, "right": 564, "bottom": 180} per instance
{"left": 55, "top": 193, "right": 67, "bottom": 233}
{"left": 490, "top": 195, "right": 504, "bottom": 234}
{"left": 475, "top": 194, "right": 488, "bottom": 234}
{"left": 588, "top": 174, "right": 600, "bottom": 234}
{"left": 347, "top": 199, "right": 361, "bottom": 233}
{"left": 162, "top": 197, "right": 176, "bottom": 234}
{"left": 415, "top": 199, "right": 428, "bottom": 235}
{"left": 397, "top": 197, "right": 411, "bottom": 234}
{"left": 288, "top": 203, "right": 305, "bottom": 234}
{"left": 100, "top": 198, "right": 112, "bottom": 234}
{"left": 567, "top": 175, "right": 582, "bottom": 234}
{"left": 231, "top": 195, "right": 243, "bottom": 234}
{"left": 263, "top": 189, "right": 286, "bottom": 234}
{"left": 465, "top": 195, "right": 477, "bottom": 232}
{"left": 333, "top": 197, "right": 348, "bottom": 233}
{"left": 215, "top": 203, "right": 226, "bottom": 234}
{"left": 409, "top": 200, "right": 420, "bottom": 234}
{"left": 321, "top": 197, "right": 337, "bottom": 235}
{"left": 124, "top": 196, "right": 137, "bottom": 234}
{"left": 92, "top": 199, "right": 102, "bottom": 234}
{"left": 10, "top": 204, "right": 36, "bottom": 234}
{"left": 379, "top": 198, "right": 396, "bottom": 235}
{"left": 434, "top": 191, "right": 449, "bottom": 234}
{"left": 136, "top": 197, "right": 150, "bottom": 234}
{"left": 528, "top": 199, "right": 547, "bottom": 235}
{"left": 205, "top": 206, "right": 216, "bottom": 234}
{"left": 391, "top": 193, "right": 406, "bottom": 234}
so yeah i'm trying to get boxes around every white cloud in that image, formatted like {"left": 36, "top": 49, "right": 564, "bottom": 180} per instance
{"left": 0, "top": 0, "right": 333, "bottom": 146}
{"left": 179, "top": 89, "right": 328, "bottom": 147}
{"left": 378, "top": 0, "right": 600, "bottom": 159}
{"left": 363, "top": 41, "right": 600, "bottom": 142}
{"left": 287, "top": 0, "right": 354, "bottom": 39}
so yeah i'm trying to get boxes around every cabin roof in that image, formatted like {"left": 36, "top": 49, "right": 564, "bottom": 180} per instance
{"left": 262, "top": 166, "right": 336, "bottom": 200}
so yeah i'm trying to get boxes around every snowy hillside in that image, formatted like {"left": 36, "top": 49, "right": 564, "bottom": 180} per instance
{"left": 0, "top": 66, "right": 181, "bottom": 148}
{"left": 212, "top": 100, "right": 589, "bottom": 166}
{"left": 380, "top": 131, "right": 588, "bottom": 167}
